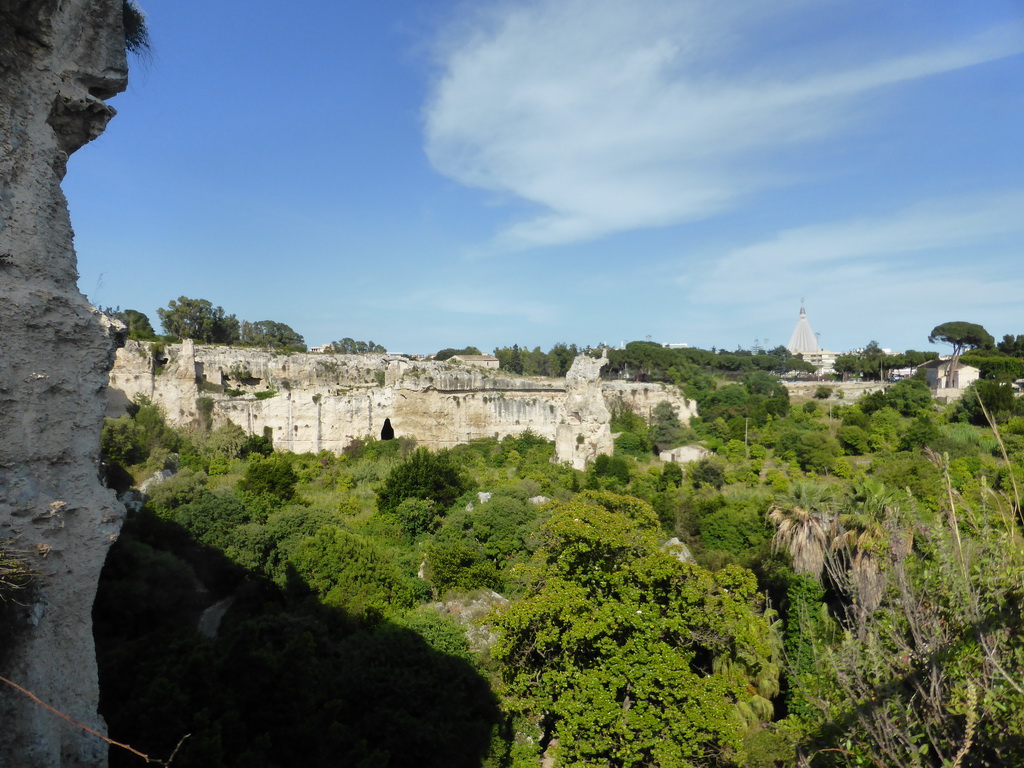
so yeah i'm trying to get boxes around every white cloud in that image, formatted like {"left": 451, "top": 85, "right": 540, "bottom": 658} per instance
{"left": 684, "top": 192, "right": 1024, "bottom": 350}
{"left": 423, "top": 0, "right": 1024, "bottom": 250}
{"left": 701, "top": 191, "right": 1024, "bottom": 293}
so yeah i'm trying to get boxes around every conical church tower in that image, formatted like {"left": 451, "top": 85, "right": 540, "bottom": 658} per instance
{"left": 787, "top": 304, "right": 820, "bottom": 354}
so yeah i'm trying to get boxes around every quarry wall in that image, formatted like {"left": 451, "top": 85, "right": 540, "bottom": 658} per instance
{"left": 108, "top": 342, "right": 697, "bottom": 469}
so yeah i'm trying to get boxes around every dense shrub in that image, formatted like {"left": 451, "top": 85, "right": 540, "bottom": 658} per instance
{"left": 377, "top": 448, "right": 473, "bottom": 517}
{"left": 615, "top": 431, "right": 652, "bottom": 457}
{"left": 649, "top": 400, "right": 692, "bottom": 451}
{"left": 698, "top": 491, "right": 772, "bottom": 555}
{"left": 424, "top": 538, "right": 502, "bottom": 595}
{"left": 884, "top": 378, "right": 934, "bottom": 416}
{"left": 592, "top": 453, "right": 632, "bottom": 485}
{"left": 837, "top": 424, "right": 871, "bottom": 455}
{"left": 393, "top": 497, "right": 438, "bottom": 538}
{"left": 776, "top": 430, "right": 843, "bottom": 474}
{"left": 690, "top": 457, "right": 726, "bottom": 489}
{"left": 238, "top": 455, "right": 299, "bottom": 502}
{"left": 289, "top": 526, "right": 415, "bottom": 619}
{"left": 146, "top": 468, "right": 209, "bottom": 513}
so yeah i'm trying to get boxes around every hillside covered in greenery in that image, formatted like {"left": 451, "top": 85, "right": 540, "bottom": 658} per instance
{"left": 93, "top": 344, "right": 1024, "bottom": 767}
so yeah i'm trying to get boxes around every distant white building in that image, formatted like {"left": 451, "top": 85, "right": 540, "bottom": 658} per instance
{"left": 786, "top": 305, "right": 836, "bottom": 376}
{"left": 787, "top": 305, "right": 820, "bottom": 354}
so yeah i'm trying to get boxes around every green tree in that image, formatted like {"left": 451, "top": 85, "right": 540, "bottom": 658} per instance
{"left": 288, "top": 526, "right": 414, "bottom": 619}
{"left": 592, "top": 453, "right": 632, "bottom": 485}
{"left": 833, "top": 480, "right": 904, "bottom": 613}
{"left": 884, "top": 377, "right": 934, "bottom": 416}
{"left": 491, "top": 491, "right": 778, "bottom": 767}
{"left": 929, "top": 321, "right": 995, "bottom": 387}
{"left": 659, "top": 461, "right": 683, "bottom": 490}
{"left": 103, "top": 307, "right": 158, "bottom": 341}
{"left": 157, "top": 296, "right": 240, "bottom": 344}
{"left": 435, "top": 346, "right": 481, "bottom": 361}
{"left": 548, "top": 342, "right": 578, "bottom": 377}
{"left": 776, "top": 430, "right": 843, "bottom": 474}
{"left": 238, "top": 454, "right": 298, "bottom": 503}
{"left": 424, "top": 538, "right": 501, "bottom": 595}
{"left": 997, "top": 333, "right": 1024, "bottom": 356}
{"left": 392, "top": 497, "right": 437, "bottom": 538}
{"left": 952, "top": 380, "right": 1023, "bottom": 425}
{"left": 239, "top": 320, "right": 306, "bottom": 350}
{"left": 690, "top": 456, "right": 726, "bottom": 490}
{"left": 509, "top": 344, "right": 524, "bottom": 374}
{"left": 649, "top": 400, "right": 690, "bottom": 451}
{"left": 328, "top": 337, "right": 387, "bottom": 354}
{"left": 768, "top": 480, "right": 836, "bottom": 579}
{"left": 960, "top": 352, "right": 1024, "bottom": 382}
{"left": 376, "top": 447, "right": 473, "bottom": 518}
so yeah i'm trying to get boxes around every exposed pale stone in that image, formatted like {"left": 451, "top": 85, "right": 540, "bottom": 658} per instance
{"left": 0, "top": 1, "right": 129, "bottom": 765}
{"left": 108, "top": 343, "right": 697, "bottom": 468}
{"left": 554, "top": 351, "right": 614, "bottom": 470}
{"left": 659, "top": 445, "right": 712, "bottom": 464}
{"left": 432, "top": 590, "right": 510, "bottom": 654}
{"left": 661, "top": 537, "right": 696, "bottom": 563}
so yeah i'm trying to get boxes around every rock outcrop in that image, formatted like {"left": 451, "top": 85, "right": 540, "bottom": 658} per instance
{"left": 1, "top": 1, "right": 128, "bottom": 765}
{"left": 108, "top": 342, "right": 697, "bottom": 467}
{"left": 554, "top": 351, "right": 614, "bottom": 469}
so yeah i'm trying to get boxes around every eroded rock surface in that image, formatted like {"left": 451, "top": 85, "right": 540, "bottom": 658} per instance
{"left": 1, "top": 1, "right": 128, "bottom": 765}
{"left": 108, "top": 343, "right": 696, "bottom": 467}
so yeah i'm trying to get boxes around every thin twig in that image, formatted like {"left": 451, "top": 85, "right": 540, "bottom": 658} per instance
{"left": 0, "top": 676, "right": 188, "bottom": 764}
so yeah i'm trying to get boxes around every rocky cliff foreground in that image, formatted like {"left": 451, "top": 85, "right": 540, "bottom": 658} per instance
{"left": 109, "top": 342, "right": 696, "bottom": 469}
{"left": 1, "top": 1, "right": 129, "bottom": 766}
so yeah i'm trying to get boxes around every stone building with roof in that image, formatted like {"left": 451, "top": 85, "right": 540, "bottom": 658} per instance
{"left": 450, "top": 354, "right": 500, "bottom": 370}
{"left": 917, "top": 358, "right": 980, "bottom": 402}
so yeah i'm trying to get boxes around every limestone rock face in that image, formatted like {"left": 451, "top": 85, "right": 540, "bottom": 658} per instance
{"left": 0, "top": 1, "right": 128, "bottom": 766}
{"left": 109, "top": 344, "right": 696, "bottom": 469}
{"left": 555, "top": 352, "right": 614, "bottom": 470}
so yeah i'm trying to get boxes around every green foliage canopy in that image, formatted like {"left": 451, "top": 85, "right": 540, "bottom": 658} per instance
{"left": 102, "top": 307, "right": 158, "bottom": 341}
{"left": 328, "top": 337, "right": 387, "bottom": 354}
{"left": 928, "top": 321, "right": 994, "bottom": 357}
{"left": 157, "top": 296, "right": 240, "bottom": 344}
{"left": 435, "top": 346, "right": 482, "bottom": 361}
{"left": 238, "top": 454, "right": 298, "bottom": 503}
{"left": 239, "top": 320, "right": 306, "bottom": 350}
{"left": 491, "top": 491, "right": 778, "bottom": 767}
{"left": 376, "top": 448, "right": 473, "bottom": 520}
{"left": 288, "top": 526, "right": 414, "bottom": 619}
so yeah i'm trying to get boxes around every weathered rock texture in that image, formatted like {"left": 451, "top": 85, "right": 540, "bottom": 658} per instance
{"left": 1, "top": 1, "right": 128, "bottom": 765}
{"left": 108, "top": 343, "right": 696, "bottom": 469}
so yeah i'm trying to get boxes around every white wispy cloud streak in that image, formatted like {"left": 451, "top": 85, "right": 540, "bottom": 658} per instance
{"left": 423, "top": 0, "right": 1024, "bottom": 250}
{"left": 702, "top": 191, "right": 1024, "bottom": 292}
{"left": 686, "top": 192, "right": 1024, "bottom": 349}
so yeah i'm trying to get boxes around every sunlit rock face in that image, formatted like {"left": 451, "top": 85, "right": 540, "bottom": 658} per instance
{"left": 108, "top": 344, "right": 697, "bottom": 468}
{"left": 0, "top": 1, "right": 128, "bottom": 765}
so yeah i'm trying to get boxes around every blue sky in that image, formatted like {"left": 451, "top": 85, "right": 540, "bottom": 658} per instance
{"left": 67, "top": 0, "right": 1024, "bottom": 356}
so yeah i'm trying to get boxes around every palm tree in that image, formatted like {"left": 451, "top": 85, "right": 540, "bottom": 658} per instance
{"left": 768, "top": 480, "right": 836, "bottom": 580}
{"left": 833, "top": 479, "right": 907, "bottom": 612}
